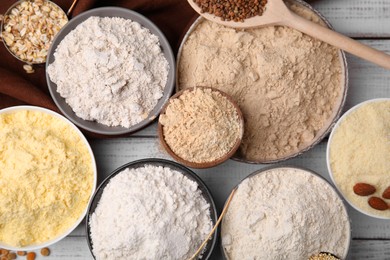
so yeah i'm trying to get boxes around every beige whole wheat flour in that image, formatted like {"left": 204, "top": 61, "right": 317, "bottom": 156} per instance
{"left": 221, "top": 167, "right": 350, "bottom": 260}
{"left": 178, "top": 1, "right": 345, "bottom": 162}
{"left": 159, "top": 87, "right": 242, "bottom": 163}
{"left": 48, "top": 16, "right": 169, "bottom": 128}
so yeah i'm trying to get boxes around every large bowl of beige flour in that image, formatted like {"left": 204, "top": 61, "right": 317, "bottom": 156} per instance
{"left": 177, "top": 0, "right": 348, "bottom": 163}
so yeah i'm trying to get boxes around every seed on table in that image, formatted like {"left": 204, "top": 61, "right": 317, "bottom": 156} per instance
{"left": 7, "top": 253, "right": 16, "bottom": 260}
{"left": 16, "top": 251, "right": 26, "bottom": 256}
{"left": 40, "top": 248, "right": 50, "bottom": 256}
{"left": 23, "top": 64, "right": 35, "bottom": 74}
{"left": 0, "top": 250, "right": 8, "bottom": 256}
{"left": 26, "top": 252, "right": 36, "bottom": 260}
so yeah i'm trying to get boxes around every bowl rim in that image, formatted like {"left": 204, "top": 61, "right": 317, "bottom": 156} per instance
{"left": 326, "top": 98, "right": 390, "bottom": 220}
{"left": 157, "top": 86, "right": 244, "bottom": 169}
{"left": 45, "top": 6, "right": 175, "bottom": 135}
{"left": 0, "top": 105, "right": 97, "bottom": 251}
{"left": 220, "top": 165, "right": 352, "bottom": 260}
{"left": 85, "top": 158, "right": 218, "bottom": 260}
{"left": 0, "top": 0, "right": 68, "bottom": 65}
{"left": 175, "top": 0, "right": 349, "bottom": 164}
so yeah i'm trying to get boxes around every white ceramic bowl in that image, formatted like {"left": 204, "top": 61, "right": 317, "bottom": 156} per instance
{"left": 0, "top": 106, "right": 97, "bottom": 251}
{"left": 327, "top": 98, "right": 390, "bottom": 219}
{"left": 221, "top": 166, "right": 351, "bottom": 259}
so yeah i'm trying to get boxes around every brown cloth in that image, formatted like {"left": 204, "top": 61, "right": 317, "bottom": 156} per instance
{"left": 0, "top": 0, "right": 197, "bottom": 136}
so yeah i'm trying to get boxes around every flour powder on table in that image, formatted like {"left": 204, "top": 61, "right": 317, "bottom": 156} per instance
{"left": 89, "top": 165, "right": 213, "bottom": 260}
{"left": 47, "top": 17, "right": 169, "bottom": 128}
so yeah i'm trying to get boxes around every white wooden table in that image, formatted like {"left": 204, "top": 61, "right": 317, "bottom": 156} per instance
{"left": 36, "top": 0, "right": 390, "bottom": 259}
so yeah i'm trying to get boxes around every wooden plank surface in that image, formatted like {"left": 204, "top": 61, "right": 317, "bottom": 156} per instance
{"left": 311, "top": 0, "right": 390, "bottom": 37}
{"left": 17, "top": 0, "right": 390, "bottom": 259}
{"left": 19, "top": 238, "right": 390, "bottom": 260}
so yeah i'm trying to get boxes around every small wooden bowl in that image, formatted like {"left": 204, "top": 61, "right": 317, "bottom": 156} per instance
{"left": 158, "top": 86, "right": 244, "bottom": 169}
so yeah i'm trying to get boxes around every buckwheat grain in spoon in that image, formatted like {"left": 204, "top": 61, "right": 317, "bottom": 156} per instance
{"left": 188, "top": 0, "right": 390, "bottom": 70}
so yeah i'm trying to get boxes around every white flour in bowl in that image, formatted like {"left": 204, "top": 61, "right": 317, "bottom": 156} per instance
{"left": 48, "top": 16, "right": 169, "bottom": 128}
{"left": 89, "top": 164, "right": 213, "bottom": 260}
{"left": 221, "top": 167, "right": 350, "bottom": 260}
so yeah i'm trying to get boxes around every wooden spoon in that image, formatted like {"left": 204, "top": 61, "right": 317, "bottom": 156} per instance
{"left": 187, "top": 0, "right": 390, "bottom": 70}
{"left": 67, "top": 0, "right": 79, "bottom": 17}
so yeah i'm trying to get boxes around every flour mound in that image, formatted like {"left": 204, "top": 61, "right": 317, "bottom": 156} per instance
{"left": 89, "top": 165, "right": 213, "bottom": 260}
{"left": 221, "top": 168, "right": 350, "bottom": 259}
{"left": 48, "top": 16, "right": 169, "bottom": 128}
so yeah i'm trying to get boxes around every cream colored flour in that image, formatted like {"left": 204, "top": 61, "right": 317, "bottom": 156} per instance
{"left": 159, "top": 87, "right": 242, "bottom": 163}
{"left": 329, "top": 100, "right": 390, "bottom": 218}
{"left": 221, "top": 167, "right": 350, "bottom": 260}
{"left": 48, "top": 16, "right": 169, "bottom": 128}
{"left": 178, "top": 1, "right": 344, "bottom": 162}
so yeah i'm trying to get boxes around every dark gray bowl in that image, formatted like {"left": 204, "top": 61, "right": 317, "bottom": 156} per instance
{"left": 85, "top": 158, "right": 218, "bottom": 259}
{"left": 46, "top": 7, "right": 175, "bottom": 135}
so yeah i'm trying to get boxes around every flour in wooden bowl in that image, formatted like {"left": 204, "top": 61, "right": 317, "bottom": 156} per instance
{"left": 159, "top": 87, "right": 243, "bottom": 166}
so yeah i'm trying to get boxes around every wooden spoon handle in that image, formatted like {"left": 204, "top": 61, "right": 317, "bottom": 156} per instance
{"left": 284, "top": 12, "right": 390, "bottom": 70}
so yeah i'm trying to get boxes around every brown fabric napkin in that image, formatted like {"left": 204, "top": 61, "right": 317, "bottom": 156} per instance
{"left": 0, "top": 0, "right": 197, "bottom": 136}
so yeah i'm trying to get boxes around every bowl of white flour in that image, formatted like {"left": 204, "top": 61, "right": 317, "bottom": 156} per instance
{"left": 46, "top": 7, "right": 175, "bottom": 135}
{"left": 85, "top": 158, "right": 218, "bottom": 259}
{"left": 221, "top": 166, "right": 351, "bottom": 260}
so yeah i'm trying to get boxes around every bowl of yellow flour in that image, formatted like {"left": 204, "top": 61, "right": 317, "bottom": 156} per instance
{"left": 0, "top": 106, "right": 97, "bottom": 250}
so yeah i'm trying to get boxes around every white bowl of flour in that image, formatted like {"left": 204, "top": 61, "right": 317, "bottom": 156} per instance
{"left": 327, "top": 98, "right": 390, "bottom": 219}
{"left": 221, "top": 166, "right": 351, "bottom": 260}
{"left": 46, "top": 7, "right": 175, "bottom": 135}
{"left": 85, "top": 159, "right": 218, "bottom": 260}
{"left": 0, "top": 105, "right": 97, "bottom": 251}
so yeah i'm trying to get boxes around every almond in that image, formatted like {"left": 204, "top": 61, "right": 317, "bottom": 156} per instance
{"left": 368, "top": 196, "right": 389, "bottom": 211}
{"left": 382, "top": 186, "right": 390, "bottom": 199}
{"left": 353, "top": 183, "right": 376, "bottom": 196}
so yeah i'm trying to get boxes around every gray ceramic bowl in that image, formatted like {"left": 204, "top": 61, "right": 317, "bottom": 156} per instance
{"left": 46, "top": 7, "right": 175, "bottom": 135}
{"left": 85, "top": 158, "right": 218, "bottom": 259}
{"left": 176, "top": 0, "right": 348, "bottom": 164}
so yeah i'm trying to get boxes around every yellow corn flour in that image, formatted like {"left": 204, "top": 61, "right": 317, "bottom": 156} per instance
{"left": 329, "top": 100, "right": 390, "bottom": 218}
{"left": 0, "top": 109, "right": 94, "bottom": 247}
